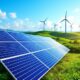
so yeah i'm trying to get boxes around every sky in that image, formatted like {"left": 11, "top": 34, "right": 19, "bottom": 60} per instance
{"left": 0, "top": 0, "right": 80, "bottom": 32}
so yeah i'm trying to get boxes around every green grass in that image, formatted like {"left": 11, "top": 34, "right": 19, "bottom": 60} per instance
{"left": 41, "top": 53, "right": 80, "bottom": 80}
{"left": 0, "top": 31, "right": 80, "bottom": 80}
{"left": 0, "top": 63, "right": 14, "bottom": 80}
{"left": 26, "top": 31, "right": 80, "bottom": 40}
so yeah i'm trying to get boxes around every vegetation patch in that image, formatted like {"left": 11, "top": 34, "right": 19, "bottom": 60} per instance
{"left": 41, "top": 53, "right": 80, "bottom": 80}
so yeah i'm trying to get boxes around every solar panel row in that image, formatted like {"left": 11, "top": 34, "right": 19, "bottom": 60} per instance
{"left": 0, "top": 30, "right": 68, "bottom": 60}
{"left": 2, "top": 54, "right": 48, "bottom": 80}
{"left": 2, "top": 47, "right": 67, "bottom": 80}
{"left": 2, "top": 46, "right": 68, "bottom": 80}
{"left": 0, "top": 30, "right": 15, "bottom": 41}
{"left": 0, "top": 41, "right": 64, "bottom": 59}
{"left": 0, "top": 29, "right": 69, "bottom": 80}
{"left": 0, "top": 42, "right": 28, "bottom": 59}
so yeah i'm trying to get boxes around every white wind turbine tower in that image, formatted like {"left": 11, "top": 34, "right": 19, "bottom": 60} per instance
{"left": 40, "top": 18, "right": 47, "bottom": 31}
{"left": 50, "top": 23, "right": 56, "bottom": 31}
{"left": 57, "top": 23, "right": 62, "bottom": 32}
{"left": 70, "top": 24, "right": 73, "bottom": 32}
{"left": 78, "top": 25, "right": 80, "bottom": 32}
{"left": 60, "top": 11, "right": 72, "bottom": 33}
{"left": 51, "top": 24, "right": 53, "bottom": 31}
{"left": 60, "top": 26, "right": 62, "bottom": 32}
{"left": 54, "top": 23, "right": 57, "bottom": 31}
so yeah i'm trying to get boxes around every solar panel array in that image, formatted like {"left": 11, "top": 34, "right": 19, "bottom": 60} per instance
{"left": 0, "top": 29, "right": 69, "bottom": 80}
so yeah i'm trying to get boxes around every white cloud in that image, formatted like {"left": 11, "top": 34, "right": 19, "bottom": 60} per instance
{"left": 9, "top": 12, "right": 16, "bottom": 19}
{"left": 5, "top": 23, "right": 11, "bottom": 29}
{"left": 14, "top": 21, "right": 20, "bottom": 27}
{"left": 74, "top": 8, "right": 80, "bottom": 13}
{"left": 67, "top": 16, "right": 75, "bottom": 23}
{"left": 12, "top": 19, "right": 24, "bottom": 30}
{"left": 46, "top": 20, "right": 53, "bottom": 27}
{"left": 0, "top": 10, "right": 6, "bottom": 19}
{"left": 9, "top": 19, "right": 37, "bottom": 31}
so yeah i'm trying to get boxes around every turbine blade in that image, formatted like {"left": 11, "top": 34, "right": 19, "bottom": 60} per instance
{"left": 66, "top": 19, "right": 71, "bottom": 24}
{"left": 60, "top": 19, "right": 65, "bottom": 23}
{"left": 45, "top": 18, "right": 48, "bottom": 21}
{"left": 40, "top": 21, "right": 43, "bottom": 22}
{"left": 65, "top": 11, "right": 67, "bottom": 19}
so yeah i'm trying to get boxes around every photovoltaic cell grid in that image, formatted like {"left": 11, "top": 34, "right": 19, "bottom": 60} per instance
{"left": 0, "top": 29, "right": 69, "bottom": 80}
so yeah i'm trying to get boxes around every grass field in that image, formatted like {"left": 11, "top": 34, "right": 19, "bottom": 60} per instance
{"left": 41, "top": 53, "right": 80, "bottom": 80}
{"left": 0, "top": 31, "right": 80, "bottom": 80}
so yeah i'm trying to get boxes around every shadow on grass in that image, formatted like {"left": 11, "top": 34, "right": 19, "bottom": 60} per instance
{"left": 0, "top": 63, "right": 14, "bottom": 80}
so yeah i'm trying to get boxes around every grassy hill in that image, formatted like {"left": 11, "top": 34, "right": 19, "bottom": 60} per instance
{"left": 41, "top": 53, "right": 80, "bottom": 80}
{"left": 25, "top": 31, "right": 80, "bottom": 40}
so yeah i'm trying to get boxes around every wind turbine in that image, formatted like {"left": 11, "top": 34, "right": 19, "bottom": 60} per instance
{"left": 51, "top": 25, "right": 53, "bottom": 31}
{"left": 60, "top": 26, "right": 62, "bottom": 32}
{"left": 40, "top": 18, "right": 47, "bottom": 31}
{"left": 50, "top": 23, "right": 55, "bottom": 31}
{"left": 70, "top": 24, "right": 73, "bottom": 32}
{"left": 54, "top": 23, "right": 57, "bottom": 31}
{"left": 78, "top": 25, "right": 80, "bottom": 32}
{"left": 60, "top": 11, "right": 71, "bottom": 33}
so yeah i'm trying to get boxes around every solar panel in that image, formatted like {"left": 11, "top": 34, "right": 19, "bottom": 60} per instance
{"left": 34, "top": 49, "right": 58, "bottom": 68}
{"left": 2, "top": 47, "right": 68, "bottom": 80}
{"left": 0, "top": 29, "right": 69, "bottom": 80}
{"left": 2, "top": 54, "right": 48, "bottom": 80}
{"left": 8, "top": 31, "right": 50, "bottom": 42}
{"left": 8, "top": 31, "right": 32, "bottom": 41}
{"left": 33, "top": 48, "right": 66, "bottom": 68}
{"left": 20, "top": 41, "right": 53, "bottom": 52}
{"left": 0, "top": 42, "right": 29, "bottom": 59}
{"left": 0, "top": 30, "right": 15, "bottom": 41}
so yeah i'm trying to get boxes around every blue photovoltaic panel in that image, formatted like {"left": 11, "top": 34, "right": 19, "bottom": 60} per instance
{"left": 2, "top": 47, "right": 69, "bottom": 80}
{"left": 8, "top": 31, "right": 32, "bottom": 41}
{"left": 20, "top": 42, "right": 44, "bottom": 52}
{"left": 8, "top": 31, "right": 52, "bottom": 42}
{"left": 0, "top": 30, "right": 15, "bottom": 41}
{"left": 0, "top": 40, "right": 58, "bottom": 59}
{"left": 2, "top": 54, "right": 48, "bottom": 80}
{"left": 0, "top": 30, "right": 69, "bottom": 80}
{"left": 34, "top": 49, "right": 58, "bottom": 68}
{"left": 7, "top": 30, "right": 68, "bottom": 52}
{"left": 47, "top": 48, "right": 67, "bottom": 59}
{"left": 0, "top": 42, "right": 28, "bottom": 59}
{"left": 26, "top": 34, "right": 51, "bottom": 41}
{"left": 20, "top": 41, "right": 54, "bottom": 52}
{"left": 34, "top": 48, "right": 67, "bottom": 68}
{"left": 45, "top": 38, "right": 69, "bottom": 51}
{"left": 8, "top": 31, "right": 50, "bottom": 42}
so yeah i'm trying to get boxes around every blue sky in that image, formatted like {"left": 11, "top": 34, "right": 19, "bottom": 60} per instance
{"left": 0, "top": 0, "right": 80, "bottom": 32}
